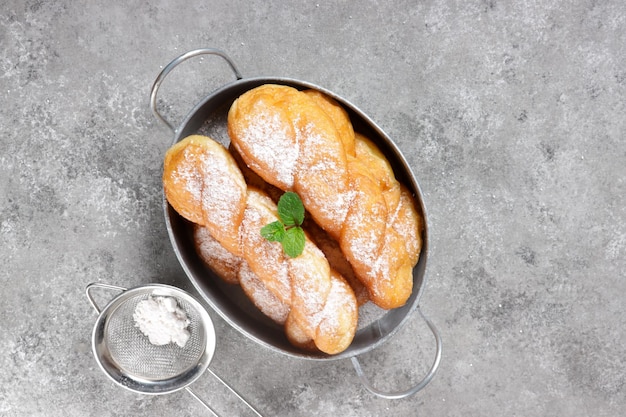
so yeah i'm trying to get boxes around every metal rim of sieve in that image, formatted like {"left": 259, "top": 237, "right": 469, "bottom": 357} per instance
{"left": 88, "top": 283, "right": 216, "bottom": 395}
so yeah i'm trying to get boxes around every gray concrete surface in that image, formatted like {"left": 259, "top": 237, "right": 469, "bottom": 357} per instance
{"left": 1, "top": 1, "right": 624, "bottom": 416}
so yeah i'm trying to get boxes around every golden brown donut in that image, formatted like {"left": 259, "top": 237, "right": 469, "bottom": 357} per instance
{"left": 228, "top": 85, "right": 422, "bottom": 309}
{"left": 163, "top": 135, "right": 246, "bottom": 256}
{"left": 228, "top": 84, "right": 352, "bottom": 230}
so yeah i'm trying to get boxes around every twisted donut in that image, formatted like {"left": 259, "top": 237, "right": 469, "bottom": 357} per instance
{"left": 228, "top": 85, "right": 422, "bottom": 309}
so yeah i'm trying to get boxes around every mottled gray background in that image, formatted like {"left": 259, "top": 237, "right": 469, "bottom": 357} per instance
{"left": 1, "top": 1, "right": 624, "bottom": 416}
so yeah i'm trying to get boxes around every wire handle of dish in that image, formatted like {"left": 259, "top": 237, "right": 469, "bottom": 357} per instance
{"left": 351, "top": 307, "right": 442, "bottom": 400}
{"left": 150, "top": 48, "right": 243, "bottom": 132}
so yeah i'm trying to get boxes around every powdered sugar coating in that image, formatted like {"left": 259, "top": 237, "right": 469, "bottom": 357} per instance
{"left": 240, "top": 190, "right": 292, "bottom": 305}
{"left": 193, "top": 225, "right": 241, "bottom": 284}
{"left": 165, "top": 144, "right": 206, "bottom": 225}
{"left": 295, "top": 122, "right": 353, "bottom": 228}
{"left": 288, "top": 240, "right": 331, "bottom": 332}
{"left": 239, "top": 263, "right": 290, "bottom": 325}
{"left": 392, "top": 187, "right": 423, "bottom": 263}
{"left": 232, "top": 100, "right": 299, "bottom": 189}
{"left": 174, "top": 148, "right": 203, "bottom": 203}
{"left": 199, "top": 145, "right": 246, "bottom": 242}
{"left": 193, "top": 222, "right": 291, "bottom": 326}
{"left": 312, "top": 272, "right": 357, "bottom": 353}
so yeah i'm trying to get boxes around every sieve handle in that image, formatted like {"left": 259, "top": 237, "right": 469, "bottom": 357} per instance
{"left": 185, "top": 387, "right": 220, "bottom": 417}
{"left": 350, "top": 307, "right": 442, "bottom": 400}
{"left": 150, "top": 48, "right": 243, "bottom": 132}
{"left": 85, "top": 282, "right": 127, "bottom": 314}
{"left": 184, "top": 370, "right": 264, "bottom": 416}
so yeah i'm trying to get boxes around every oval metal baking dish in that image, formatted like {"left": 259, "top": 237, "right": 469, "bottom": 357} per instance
{"left": 150, "top": 48, "right": 441, "bottom": 399}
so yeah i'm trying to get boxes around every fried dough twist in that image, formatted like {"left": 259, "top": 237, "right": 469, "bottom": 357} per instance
{"left": 228, "top": 85, "right": 422, "bottom": 309}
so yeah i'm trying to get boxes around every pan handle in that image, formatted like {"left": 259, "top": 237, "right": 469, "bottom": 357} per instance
{"left": 350, "top": 307, "right": 442, "bottom": 400}
{"left": 150, "top": 48, "right": 243, "bottom": 132}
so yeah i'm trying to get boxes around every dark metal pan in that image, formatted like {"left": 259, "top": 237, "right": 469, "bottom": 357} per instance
{"left": 150, "top": 48, "right": 441, "bottom": 399}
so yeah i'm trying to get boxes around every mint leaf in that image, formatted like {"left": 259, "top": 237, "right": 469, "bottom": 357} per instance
{"left": 260, "top": 192, "right": 306, "bottom": 257}
{"left": 260, "top": 221, "right": 285, "bottom": 242}
{"left": 277, "top": 191, "right": 305, "bottom": 227}
{"left": 282, "top": 226, "right": 305, "bottom": 258}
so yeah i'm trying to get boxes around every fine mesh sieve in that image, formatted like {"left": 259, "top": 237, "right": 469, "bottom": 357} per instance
{"left": 86, "top": 282, "right": 264, "bottom": 416}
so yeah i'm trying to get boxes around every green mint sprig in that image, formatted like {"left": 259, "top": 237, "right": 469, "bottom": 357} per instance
{"left": 260, "top": 192, "right": 306, "bottom": 258}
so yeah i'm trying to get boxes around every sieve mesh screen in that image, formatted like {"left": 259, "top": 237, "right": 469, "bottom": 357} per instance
{"left": 104, "top": 293, "right": 206, "bottom": 381}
